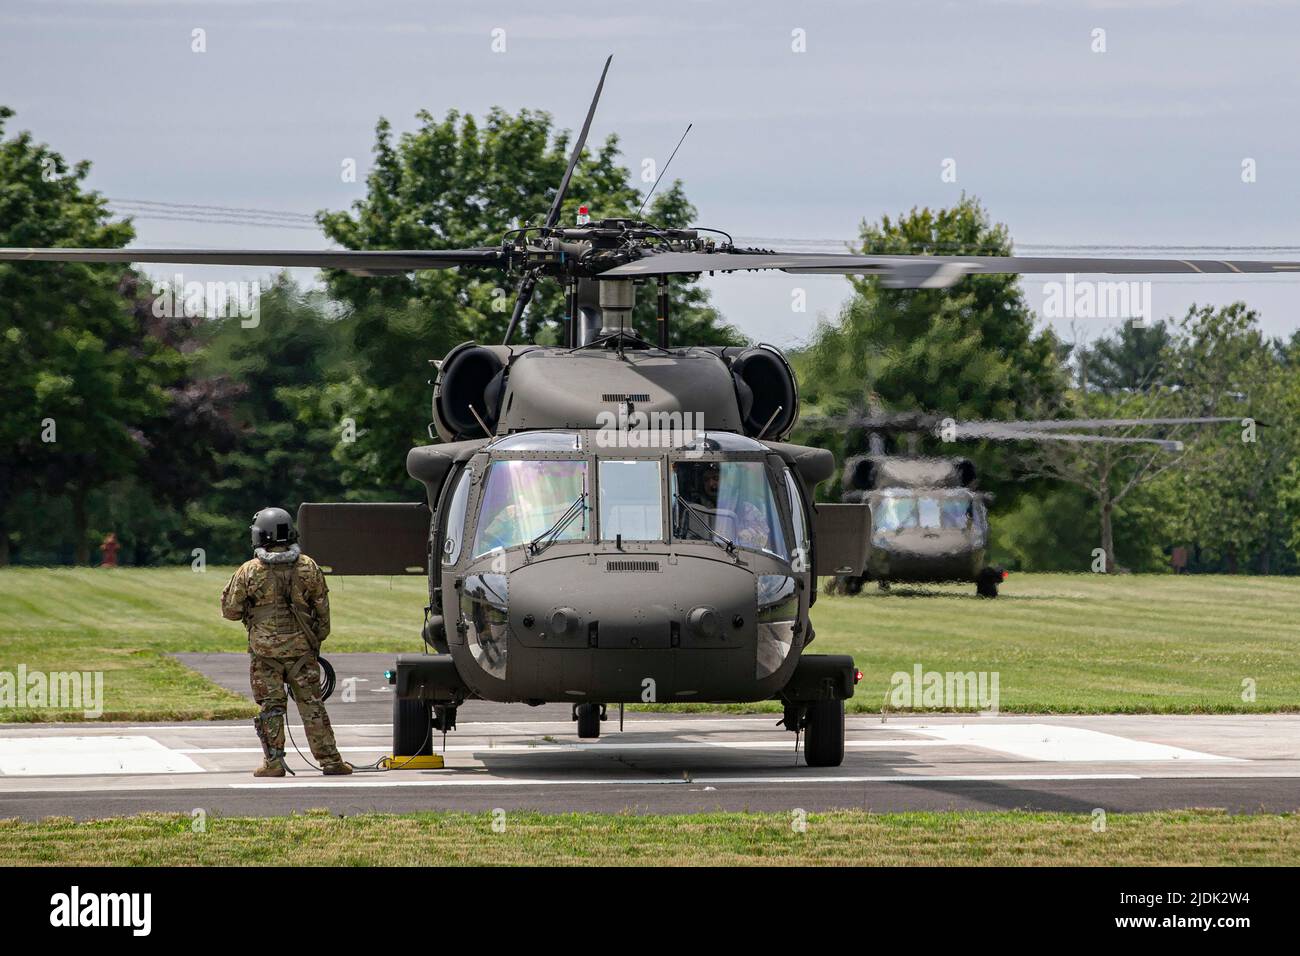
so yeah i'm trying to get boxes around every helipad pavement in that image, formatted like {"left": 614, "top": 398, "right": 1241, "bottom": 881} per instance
{"left": 0, "top": 711, "right": 1295, "bottom": 819}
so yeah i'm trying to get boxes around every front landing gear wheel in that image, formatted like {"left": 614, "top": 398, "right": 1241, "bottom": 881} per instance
{"left": 803, "top": 699, "right": 845, "bottom": 767}
{"left": 575, "top": 703, "right": 604, "bottom": 739}
{"left": 976, "top": 568, "right": 1002, "bottom": 598}
{"left": 393, "top": 698, "right": 433, "bottom": 756}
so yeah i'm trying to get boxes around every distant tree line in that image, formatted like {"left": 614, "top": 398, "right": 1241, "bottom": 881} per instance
{"left": 791, "top": 196, "right": 1300, "bottom": 575}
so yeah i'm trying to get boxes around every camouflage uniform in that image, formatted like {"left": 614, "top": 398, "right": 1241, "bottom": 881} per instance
{"left": 221, "top": 546, "right": 346, "bottom": 772}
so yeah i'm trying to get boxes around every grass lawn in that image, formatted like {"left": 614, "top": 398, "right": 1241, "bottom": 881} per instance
{"left": 1, "top": 808, "right": 1295, "bottom": 866}
{"left": 0, "top": 567, "right": 1295, "bottom": 720}
{"left": 815, "top": 574, "right": 1300, "bottom": 714}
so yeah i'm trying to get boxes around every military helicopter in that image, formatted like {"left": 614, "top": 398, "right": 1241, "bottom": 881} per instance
{"left": 815, "top": 410, "right": 1239, "bottom": 598}
{"left": 3, "top": 56, "right": 1294, "bottom": 767}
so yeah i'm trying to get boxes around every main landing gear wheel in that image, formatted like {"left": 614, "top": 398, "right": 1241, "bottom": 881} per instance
{"left": 803, "top": 699, "right": 845, "bottom": 767}
{"left": 393, "top": 697, "right": 433, "bottom": 756}
{"left": 575, "top": 703, "right": 604, "bottom": 739}
{"left": 976, "top": 568, "right": 1002, "bottom": 599}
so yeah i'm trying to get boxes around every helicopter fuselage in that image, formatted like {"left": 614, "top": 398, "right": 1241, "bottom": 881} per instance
{"left": 837, "top": 458, "right": 1004, "bottom": 595}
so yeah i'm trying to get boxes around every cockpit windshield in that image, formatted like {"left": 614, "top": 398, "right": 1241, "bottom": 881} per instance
{"left": 458, "top": 439, "right": 794, "bottom": 562}
{"left": 671, "top": 460, "right": 788, "bottom": 559}
{"left": 873, "top": 492, "right": 975, "bottom": 532}
{"left": 473, "top": 459, "right": 588, "bottom": 557}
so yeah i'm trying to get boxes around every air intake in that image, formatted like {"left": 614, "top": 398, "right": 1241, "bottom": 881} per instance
{"left": 603, "top": 392, "right": 651, "bottom": 402}
{"left": 605, "top": 560, "right": 660, "bottom": 573}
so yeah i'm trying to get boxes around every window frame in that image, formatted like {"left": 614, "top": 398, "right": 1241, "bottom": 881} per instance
{"left": 439, "top": 465, "right": 475, "bottom": 567}
{"left": 782, "top": 466, "right": 810, "bottom": 556}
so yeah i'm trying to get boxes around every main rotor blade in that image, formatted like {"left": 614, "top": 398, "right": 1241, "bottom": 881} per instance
{"left": 803, "top": 412, "right": 1235, "bottom": 453}
{"left": 0, "top": 246, "right": 505, "bottom": 274}
{"left": 544, "top": 54, "right": 613, "bottom": 230}
{"left": 953, "top": 427, "right": 1184, "bottom": 452}
{"left": 601, "top": 250, "right": 1300, "bottom": 288}
{"left": 979, "top": 416, "right": 1246, "bottom": 431}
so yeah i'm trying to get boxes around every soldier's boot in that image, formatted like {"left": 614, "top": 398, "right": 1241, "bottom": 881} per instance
{"left": 253, "top": 758, "right": 286, "bottom": 778}
{"left": 321, "top": 761, "right": 353, "bottom": 775}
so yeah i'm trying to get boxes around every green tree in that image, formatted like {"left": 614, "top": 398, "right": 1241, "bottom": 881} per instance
{"left": 1015, "top": 306, "right": 1285, "bottom": 574}
{"left": 794, "top": 195, "right": 1067, "bottom": 503}
{"left": 1014, "top": 385, "right": 1198, "bottom": 573}
{"left": 194, "top": 276, "right": 349, "bottom": 559}
{"left": 1083, "top": 320, "right": 1174, "bottom": 392}
{"left": 1159, "top": 304, "right": 1298, "bottom": 573}
{"left": 0, "top": 106, "right": 160, "bottom": 564}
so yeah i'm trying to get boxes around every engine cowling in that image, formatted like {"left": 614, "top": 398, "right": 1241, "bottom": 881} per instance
{"left": 432, "top": 343, "right": 510, "bottom": 441}
{"left": 726, "top": 345, "right": 798, "bottom": 440}
{"left": 842, "top": 454, "right": 978, "bottom": 492}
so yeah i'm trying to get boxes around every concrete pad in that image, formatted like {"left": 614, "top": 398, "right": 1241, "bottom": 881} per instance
{"left": 897, "top": 722, "right": 1237, "bottom": 762}
{"left": 0, "top": 735, "right": 204, "bottom": 776}
{"left": 0, "top": 706, "right": 1296, "bottom": 818}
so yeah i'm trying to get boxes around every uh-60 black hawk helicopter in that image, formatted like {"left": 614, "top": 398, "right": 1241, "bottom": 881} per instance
{"left": 817, "top": 409, "right": 1237, "bottom": 599}
{"left": 2, "top": 56, "right": 1287, "bottom": 766}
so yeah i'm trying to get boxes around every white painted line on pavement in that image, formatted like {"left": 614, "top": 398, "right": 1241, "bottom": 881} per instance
{"left": 230, "top": 772, "right": 1145, "bottom": 790}
{"left": 173, "top": 739, "right": 953, "bottom": 755}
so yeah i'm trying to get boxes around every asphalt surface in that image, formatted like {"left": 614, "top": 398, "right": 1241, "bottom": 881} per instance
{"left": 0, "top": 654, "right": 1295, "bottom": 820}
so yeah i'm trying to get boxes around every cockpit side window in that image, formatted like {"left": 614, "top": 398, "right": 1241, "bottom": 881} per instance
{"left": 782, "top": 468, "right": 809, "bottom": 555}
{"left": 472, "top": 459, "right": 588, "bottom": 557}
{"left": 441, "top": 467, "right": 474, "bottom": 566}
{"left": 671, "top": 460, "right": 788, "bottom": 559}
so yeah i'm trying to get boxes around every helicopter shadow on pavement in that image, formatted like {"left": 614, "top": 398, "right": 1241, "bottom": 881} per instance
{"left": 456, "top": 731, "right": 959, "bottom": 781}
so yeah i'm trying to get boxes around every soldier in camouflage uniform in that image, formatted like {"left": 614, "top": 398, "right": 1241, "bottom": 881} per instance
{"left": 221, "top": 507, "right": 352, "bottom": 777}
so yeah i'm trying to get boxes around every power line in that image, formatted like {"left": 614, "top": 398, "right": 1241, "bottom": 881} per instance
{"left": 116, "top": 212, "right": 323, "bottom": 231}
{"left": 110, "top": 198, "right": 318, "bottom": 222}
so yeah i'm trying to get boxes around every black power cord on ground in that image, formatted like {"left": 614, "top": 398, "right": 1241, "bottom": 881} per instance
{"left": 284, "top": 708, "right": 434, "bottom": 775}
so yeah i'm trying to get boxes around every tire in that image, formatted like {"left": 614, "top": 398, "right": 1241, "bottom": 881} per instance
{"left": 393, "top": 697, "right": 433, "bottom": 756}
{"left": 976, "top": 569, "right": 1000, "bottom": 599}
{"left": 803, "top": 699, "right": 845, "bottom": 767}
{"left": 576, "top": 703, "right": 602, "bottom": 739}
{"left": 842, "top": 575, "right": 864, "bottom": 596}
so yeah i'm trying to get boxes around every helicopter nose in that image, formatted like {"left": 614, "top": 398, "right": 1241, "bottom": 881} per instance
{"left": 506, "top": 555, "right": 756, "bottom": 651}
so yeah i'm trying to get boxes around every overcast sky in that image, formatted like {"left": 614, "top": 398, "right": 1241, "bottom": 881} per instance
{"left": 3, "top": 0, "right": 1300, "bottom": 348}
